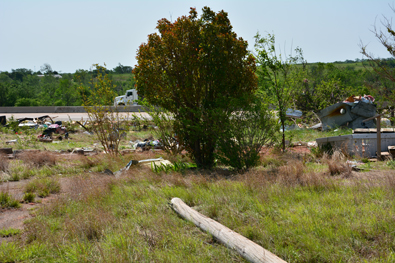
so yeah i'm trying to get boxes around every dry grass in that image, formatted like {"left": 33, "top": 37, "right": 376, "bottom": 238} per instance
{"left": 23, "top": 174, "right": 116, "bottom": 245}
{"left": 323, "top": 151, "right": 352, "bottom": 176}
{"left": 0, "top": 155, "right": 9, "bottom": 172}
{"left": 77, "top": 155, "right": 102, "bottom": 169}
{"left": 19, "top": 151, "right": 57, "bottom": 168}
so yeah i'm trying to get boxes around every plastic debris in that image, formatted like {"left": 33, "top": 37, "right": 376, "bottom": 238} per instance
{"left": 307, "top": 141, "right": 318, "bottom": 147}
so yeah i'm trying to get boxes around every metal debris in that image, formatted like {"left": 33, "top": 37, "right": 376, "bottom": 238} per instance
{"left": 317, "top": 98, "right": 377, "bottom": 130}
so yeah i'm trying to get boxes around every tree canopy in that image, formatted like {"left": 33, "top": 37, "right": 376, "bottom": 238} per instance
{"left": 134, "top": 7, "right": 257, "bottom": 168}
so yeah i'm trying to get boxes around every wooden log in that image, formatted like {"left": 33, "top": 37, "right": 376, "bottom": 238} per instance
{"left": 377, "top": 116, "right": 381, "bottom": 160}
{"left": 170, "top": 197, "right": 287, "bottom": 263}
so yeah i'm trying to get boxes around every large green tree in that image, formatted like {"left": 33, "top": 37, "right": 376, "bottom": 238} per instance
{"left": 134, "top": 7, "right": 257, "bottom": 168}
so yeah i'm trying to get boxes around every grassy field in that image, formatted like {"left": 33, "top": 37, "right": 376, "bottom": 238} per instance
{"left": 0, "top": 125, "right": 395, "bottom": 262}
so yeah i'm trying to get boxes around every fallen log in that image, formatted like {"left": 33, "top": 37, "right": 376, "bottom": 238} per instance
{"left": 170, "top": 197, "right": 287, "bottom": 263}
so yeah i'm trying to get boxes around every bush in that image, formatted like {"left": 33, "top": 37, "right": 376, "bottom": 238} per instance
{"left": 217, "top": 97, "right": 278, "bottom": 170}
{"left": 25, "top": 177, "right": 61, "bottom": 198}
{"left": 23, "top": 192, "right": 35, "bottom": 203}
{"left": 0, "top": 192, "right": 20, "bottom": 209}
{"left": 79, "top": 64, "right": 128, "bottom": 155}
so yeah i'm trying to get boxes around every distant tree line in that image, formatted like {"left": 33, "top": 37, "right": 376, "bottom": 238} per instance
{"left": 0, "top": 63, "right": 135, "bottom": 107}
{"left": 0, "top": 58, "right": 394, "bottom": 108}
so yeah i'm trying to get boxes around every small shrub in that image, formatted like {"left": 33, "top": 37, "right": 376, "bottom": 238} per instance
{"left": 361, "top": 158, "right": 369, "bottom": 163}
{"left": 25, "top": 177, "right": 61, "bottom": 198}
{"left": 0, "top": 192, "right": 20, "bottom": 209}
{"left": 23, "top": 192, "right": 36, "bottom": 203}
{"left": 387, "top": 160, "right": 395, "bottom": 169}
{"left": 79, "top": 64, "right": 128, "bottom": 155}
{"left": 8, "top": 162, "right": 35, "bottom": 181}
{"left": 217, "top": 97, "right": 278, "bottom": 170}
{"left": 9, "top": 173, "right": 20, "bottom": 181}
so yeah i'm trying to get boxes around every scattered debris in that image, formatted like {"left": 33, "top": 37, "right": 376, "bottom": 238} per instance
{"left": 76, "top": 121, "right": 91, "bottom": 133}
{"left": 309, "top": 123, "right": 322, "bottom": 130}
{"left": 69, "top": 147, "right": 96, "bottom": 156}
{"left": 114, "top": 157, "right": 172, "bottom": 177}
{"left": 37, "top": 135, "right": 53, "bottom": 143}
{"left": 102, "top": 169, "right": 114, "bottom": 175}
{"left": 307, "top": 141, "right": 318, "bottom": 147}
{"left": 318, "top": 95, "right": 377, "bottom": 130}
{"left": 346, "top": 160, "right": 364, "bottom": 172}
{"left": 381, "top": 118, "right": 392, "bottom": 126}
{"left": 6, "top": 139, "right": 17, "bottom": 145}
{"left": 131, "top": 139, "right": 162, "bottom": 151}
{"left": 286, "top": 109, "right": 303, "bottom": 118}
{"left": 18, "top": 121, "right": 38, "bottom": 128}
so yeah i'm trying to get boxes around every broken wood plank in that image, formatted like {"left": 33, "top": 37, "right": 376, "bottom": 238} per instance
{"left": 170, "top": 197, "right": 287, "bottom": 263}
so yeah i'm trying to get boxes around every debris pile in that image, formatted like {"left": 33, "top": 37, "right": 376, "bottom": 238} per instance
{"left": 130, "top": 139, "right": 162, "bottom": 151}
{"left": 317, "top": 95, "right": 377, "bottom": 130}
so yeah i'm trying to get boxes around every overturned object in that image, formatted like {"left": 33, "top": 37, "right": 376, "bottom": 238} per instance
{"left": 317, "top": 101, "right": 376, "bottom": 130}
{"left": 171, "top": 198, "right": 287, "bottom": 263}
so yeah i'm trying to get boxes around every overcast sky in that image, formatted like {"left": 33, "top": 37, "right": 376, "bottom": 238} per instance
{"left": 1, "top": 0, "right": 394, "bottom": 73}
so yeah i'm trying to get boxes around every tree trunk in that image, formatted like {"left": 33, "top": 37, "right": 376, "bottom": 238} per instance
{"left": 171, "top": 198, "right": 287, "bottom": 263}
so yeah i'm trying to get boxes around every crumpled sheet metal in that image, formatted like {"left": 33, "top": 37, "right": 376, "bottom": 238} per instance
{"left": 318, "top": 101, "right": 376, "bottom": 130}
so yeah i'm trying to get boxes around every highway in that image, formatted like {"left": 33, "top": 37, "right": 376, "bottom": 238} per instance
{"left": 0, "top": 106, "right": 152, "bottom": 122}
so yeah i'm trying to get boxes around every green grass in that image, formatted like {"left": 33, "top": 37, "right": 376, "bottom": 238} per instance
{"left": 0, "top": 192, "right": 20, "bottom": 209}
{"left": 1, "top": 121, "right": 395, "bottom": 262}
{"left": 0, "top": 228, "right": 21, "bottom": 237}
{"left": 25, "top": 177, "right": 61, "bottom": 198}
{"left": 1, "top": 161, "right": 395, "bottom": 262}
{"left": 286, "top": 127, "right": 353, "bottom": 143}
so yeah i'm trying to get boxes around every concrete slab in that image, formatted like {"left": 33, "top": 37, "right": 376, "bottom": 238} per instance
{"left": 316, "top": 133, "right": 395, "bottom": 158}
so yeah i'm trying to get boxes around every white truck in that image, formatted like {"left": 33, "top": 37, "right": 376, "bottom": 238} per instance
{"left": 114, "top": 89, "right": 139, "bottom": 106}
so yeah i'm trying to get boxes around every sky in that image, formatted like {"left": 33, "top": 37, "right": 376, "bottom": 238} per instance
{"left": 1, "top": 0, "right": 394, "bottom": 73}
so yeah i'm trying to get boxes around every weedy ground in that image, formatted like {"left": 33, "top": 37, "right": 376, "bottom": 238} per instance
{"left": 0, "top": 125, "right": 394, "bottom": 262}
